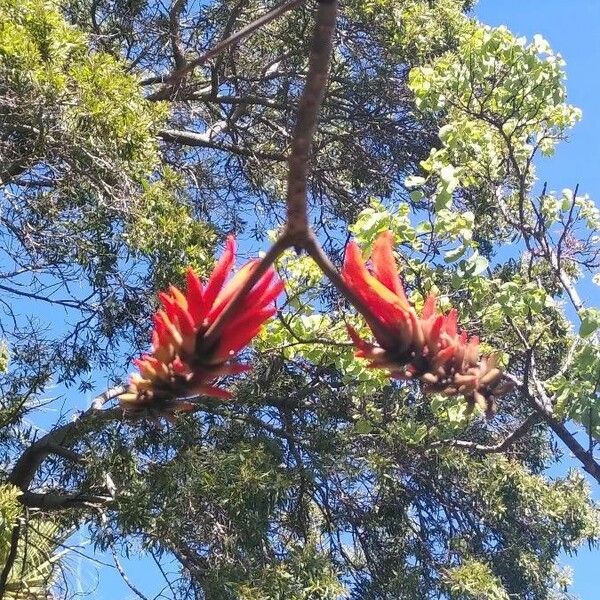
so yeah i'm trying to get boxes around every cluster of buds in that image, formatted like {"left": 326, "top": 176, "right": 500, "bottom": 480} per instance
{"left": 342, "top": 231, "right": 513, "bottom": 417}
{"left": 118, "top": 236, "right": 284, "bottom": 415}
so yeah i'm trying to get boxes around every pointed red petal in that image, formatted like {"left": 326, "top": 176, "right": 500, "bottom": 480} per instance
{"left": 152, "top": 313, "right": 171, "bottom": 347}
{"left": 371, "top": 231, "right": 407, "bottom": 301}
{"left": 427, "top": 315, "right": 444, "bottom": 354}
{"left": 186, "top": 268, "right": 206, "bottom": 324}
{"left": 224, "top": 363, "right": 252, "bottom": 375}
{"left": 223, "top": 307, "right": 276, "bottom": 341}
{"left": 208, "top": 260, "right": 257, "bottom": 321}
{"left": 213, "top": 323, "right": 264, "bottom": 360}
{"left": 203, "top": 236, "right": 236, "bottom": 311}
{"left": 343, "top": 241, "right": 412, "bottom": 327}
{"left": 421, "top": 294, "right": 437, "bottom": 320}
{"left": 443, "top": 309, "right": 458, "bottom": 338}
{"left": 432, "top": 345, "right": 456, "bottom": 369}
{"left": 243, "top": 268, "right": 284, "bottom": 309}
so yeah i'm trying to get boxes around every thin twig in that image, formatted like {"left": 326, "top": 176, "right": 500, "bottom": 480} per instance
{"left": 111, "top": 546, "right": 152, "bottom": 600}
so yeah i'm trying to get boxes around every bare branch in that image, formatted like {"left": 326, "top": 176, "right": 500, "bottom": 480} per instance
{"left": 285, "top": 0, "right": 338, "bottom": 237}
{"left": 427, "top": 413, "right": 540, "bottom": 454}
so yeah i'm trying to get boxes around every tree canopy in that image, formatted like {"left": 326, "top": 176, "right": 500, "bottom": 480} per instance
{"left": 0, "top": 0, "right": 599, "bottom": 599}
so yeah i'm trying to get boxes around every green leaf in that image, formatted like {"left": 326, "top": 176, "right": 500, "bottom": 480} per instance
{"left": 354, "top": 419, "right": 374, "bottom": 434}
{"left": 405, "top": 175, "right": 426, "bottom": 188}
{"left": 444, "top": 245, "right": 466, "bottom": 263}
{"left": 579, "top": 308, "right": 600, "bottom": 338}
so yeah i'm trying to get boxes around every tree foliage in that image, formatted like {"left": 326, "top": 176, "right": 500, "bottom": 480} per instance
{"left": 0, "top": 0, "right": 599, "bottom": 599}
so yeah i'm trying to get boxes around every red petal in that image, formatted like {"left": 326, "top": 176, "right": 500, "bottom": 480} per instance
{"left": 421, "top": 294, "right": 437, "bottom": 320}
{"left": 203, "top": 236, "right": 236, "bottom": 312}
{"left": 223, "top": 307, "right": 276, "bottom": 340}
{"left": 163, "top": 297, "right": 195, "bottom": 337}
{"left": 433, "top": 345, "right": 456, "bottom": 368}
{"left": 213, "top": 323, "right": 263, "bottom": 360}
{"left": 427, "top": 315, "right": 444, "bottom": 354}
{"left": 152, "top": 313, "right": 171, "bottom": 347}
{"left": 443, "top": 309, "right": 458, "bottom": 338}
{"left": 208, "top": 260, "right": 256, "bottom": 321}
{"left": 347, "top": 324, "right": 366, "bottom": 348}
{"left": 343, "top": 241, "right": 411, "bottom": 327}
{"left": 371, "top": 231, "right": 407, "bottom": 301}
{"left": 244, "top": 268, "right": 284, "bottom": 308}
{"left": 186, "top": 268, "right": 206, "bottom": 324}
{"left": 194, "top": 385, "right": 233, "bottom": 399}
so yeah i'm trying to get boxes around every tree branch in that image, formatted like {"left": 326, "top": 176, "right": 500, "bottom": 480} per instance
{"left": 158, "top": 128, "right": 285, "bottom": 160}
{"left": 145, "top": 0, "right": 306, "bottom": 98}
{"left": 19, "top": 491, "right": 112, "bottom": 511}
{"left": 201, "top": 0, "right": 338, "bottom": 348}
{"left": 285, "top": 0, "right": 338, "bottom": 238}
{"left": 503, "top": 371, "right": 600, "bottom": 484}
{"left": 9, "top": 387, "right": 124, "bottom": 493}
{"left": 0, "top": 520, "right": 21, "bottom": 599}
{"left": 427, "top": 413, "right": 541, "bottom": 454}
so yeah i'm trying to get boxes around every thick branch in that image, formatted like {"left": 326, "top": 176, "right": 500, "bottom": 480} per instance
{"left": 504, "top": 372, "right": 600, "bottom": 484}
{"left": 201, "top": 0, "right": 338, "bottom": 347}
{"left": 545, "top": 414, "right": 600, "bottom": 483}
{"left": 9, "top": 387, "right": 124, "bottom": 492}
{"left": 285, "top": 0, "right": 338, "bottom": 237}
{"left": 169, "top": 0, "right": 187, "bottom": 71}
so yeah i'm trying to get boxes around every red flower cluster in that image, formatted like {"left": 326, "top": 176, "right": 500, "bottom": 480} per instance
{"left": 119, "top": 236, "right": 284, "bottom": 414}
{"left": 342, "top": 231, "right": 512, "bottom": 416}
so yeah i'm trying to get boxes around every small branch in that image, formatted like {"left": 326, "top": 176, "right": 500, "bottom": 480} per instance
{"left": 427, "top": 413, "right": 540, "bottom": 454}
{"left": 20, "top": 491, "right": 112, "bottom": 511}
{"left": 158, "top": 129, "right": 284, "bottom": 160}
{"left": 145, "top": 0, "right": 306, "bottom": 97}
{"left": 111, "top": 546, "right": 153, "bottom": 600}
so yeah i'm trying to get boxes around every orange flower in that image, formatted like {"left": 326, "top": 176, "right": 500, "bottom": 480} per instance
{"left": 342, "top": 231, "right": 512, "bottom": 416}
{"left": 119, "top": 236, "right": 284, "bottom": 414}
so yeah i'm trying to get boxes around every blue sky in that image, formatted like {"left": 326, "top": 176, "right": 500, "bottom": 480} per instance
{"left": 70, "top": 1, "right": 600, "bottom": 597}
